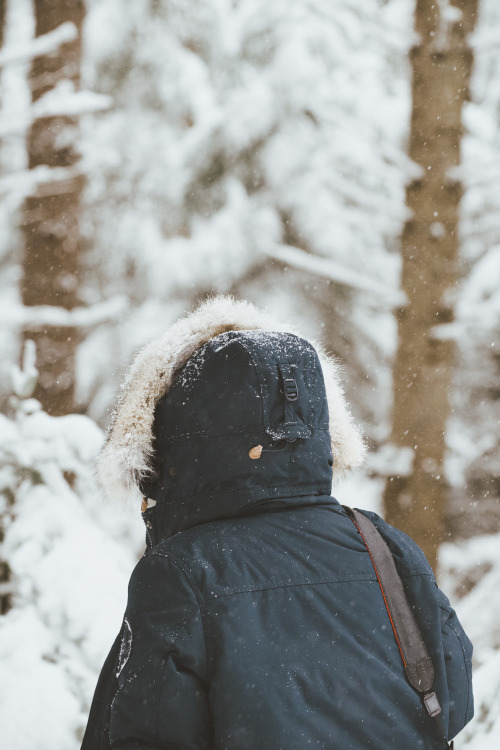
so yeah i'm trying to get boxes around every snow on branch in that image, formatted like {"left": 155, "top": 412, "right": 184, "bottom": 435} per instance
{"left": 0, "top": 91, "right": 113, "bottom": 138}
{"left": 432, "top": 0, "right": 463, "bottom": 53}
{"left": 266, "top": 244, "right": 407, "bottom": 307}
{"left": 0, "top": 164, "right": 83, "bottom": 197}
{"left": 470, "top": 29, "right": 500, "bottom": 54}
{"left": 367, "top": 443, "right": 415, "bottom": 478}
{"left": 429, "top": 322, "right": 463, "bottom": 341}
{"left": 11, "top": 340, "right": 38, "bottom": 400}
{"left": 0, "top": 22, "right": 78, "bottom": 69}
{"left": 32, "top": 82, "right": 113, "bottom": 120}
{"left": 431, "top": 309, "right": 500, "bottom": 340}
{"left": 0, "top": 86, "right": 112, "bottom": 138}
{"left": 0, "top": 582, "right": 13, "bottom": 597}
{"left": 1, "top": 296, "right": 128, "bottom": 330}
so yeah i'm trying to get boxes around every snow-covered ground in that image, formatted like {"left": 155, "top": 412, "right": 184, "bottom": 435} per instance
{"left": 440, "top": 535, "right": 500, "bottom": 749}
{"left": 0, "top": 394, "right": 143, "bottom": 749}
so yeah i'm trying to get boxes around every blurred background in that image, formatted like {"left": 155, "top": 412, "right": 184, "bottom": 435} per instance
{"left": 0, "top": 0, "right": 498, "bottom": 748}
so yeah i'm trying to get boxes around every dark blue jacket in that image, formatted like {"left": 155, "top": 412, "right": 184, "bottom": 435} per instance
{"left": 82, "top": 331, "right": 473, "bottom": 749}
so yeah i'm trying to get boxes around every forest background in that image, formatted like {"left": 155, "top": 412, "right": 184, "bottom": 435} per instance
{"left": 0, "top": 0, "right": 499, "bottom": 748}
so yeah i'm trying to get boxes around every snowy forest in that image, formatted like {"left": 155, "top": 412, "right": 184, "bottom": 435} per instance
{"left": 0, "top": 0, "right": 499, "bottom": 747}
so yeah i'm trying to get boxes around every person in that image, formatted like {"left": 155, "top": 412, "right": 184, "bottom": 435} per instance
{"left": 81, "top": 296, "right": 473, "bottom": 750}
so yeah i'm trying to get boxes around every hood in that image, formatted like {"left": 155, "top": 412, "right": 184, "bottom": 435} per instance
{"left": 138, "top": 329, "right": 337, "bottom": 538}
{"left": 97, "top": 296, "right": 366, "bottom": 512}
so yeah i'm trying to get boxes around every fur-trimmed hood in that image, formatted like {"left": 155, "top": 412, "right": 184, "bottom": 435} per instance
{"left": 98, "top": 296, "right": 366, "bottom": 506}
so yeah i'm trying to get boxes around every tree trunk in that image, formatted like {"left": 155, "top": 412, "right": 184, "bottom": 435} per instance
{"left": 382, "top": 0, "right": 478, "bottom": 572}
{"left": 0, "top": 0, "right": 11, "bottom": 617}
{"left": 0, "top": 1, "right": 5, "bottom": 49}
{"left": 20, "top": 0, "right": 85, "bottom": 416}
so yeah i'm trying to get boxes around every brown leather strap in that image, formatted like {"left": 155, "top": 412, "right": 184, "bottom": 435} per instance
{"left": 342, "top": 506, "right": 452, "bottom": 749}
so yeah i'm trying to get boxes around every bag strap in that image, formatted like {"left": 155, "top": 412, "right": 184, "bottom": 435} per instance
{"left": 342, "top": 506, "right": 453, "bottom": 750}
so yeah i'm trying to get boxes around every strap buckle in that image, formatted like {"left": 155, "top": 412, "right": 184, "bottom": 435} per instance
{"left": 423, "top": 691, "right": 442, "bottom": 718}
{"left": 284, "top": 378, "right": 298, "bottom": 401}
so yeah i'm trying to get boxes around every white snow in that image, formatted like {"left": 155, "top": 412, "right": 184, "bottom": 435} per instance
{"left": 440, "top": 534, "right": 500, "bottom": 750}
{"left": 33, "top": 81, "right": 112, "bottom": 119}
{"left": 0, "top": 295, "right": 128, "bottom": 329}
{"left": 0, "top": 22, "right": 78, "bottom": 68}
{"left": 0, "top": 396, "right": 143, "bottom": 749}
{"left": 266, "top": 244, "right": 407, "bottom": 307}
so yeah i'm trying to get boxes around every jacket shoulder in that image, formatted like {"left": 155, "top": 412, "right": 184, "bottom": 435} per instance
{"left": 128, "top": 548, "right": 201, "bottom": 628}
{"left": 149, "top": 519, "right": 231, "bottom": 587}
{"left": 354, "top": 509, "right": 435, "bottom": 579}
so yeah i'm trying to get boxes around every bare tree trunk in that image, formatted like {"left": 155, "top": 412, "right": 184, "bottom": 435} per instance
{"left": 20, "top": 0, "right": 85, "bottom": 416}
{"left": 0, "top": 1, "right": 5, "bottom": 49}
{"left": 0, "top": 0, "right": 11, "bottom": 617}
{"left": 382, "top": 0, "right": 478, "bottom": 572}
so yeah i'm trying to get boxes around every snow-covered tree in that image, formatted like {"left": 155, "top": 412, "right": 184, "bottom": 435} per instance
{"left": 449, "top": 0, "right": 500, "bottom": 539}
{"left": 0, "top": 342, "right": 142, "bottom": 748}
{"left": 79, "top": 0, "right": 412, "bottom": 437}
{"left": 440, "top": 528, "right": 500, "bottom": 748}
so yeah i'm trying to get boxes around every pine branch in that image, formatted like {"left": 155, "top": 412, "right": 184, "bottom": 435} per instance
{"left": 266, "top": 244, "right": 407, "bottom": 306}
{"left": 1, "top": 296, "right": 128, "bottom": 329}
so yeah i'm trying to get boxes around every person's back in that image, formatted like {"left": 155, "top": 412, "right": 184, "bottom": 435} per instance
{"left": 82, "top": 297, "right": 473, "bottom": 750}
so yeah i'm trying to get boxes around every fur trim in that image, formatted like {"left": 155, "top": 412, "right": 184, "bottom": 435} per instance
{"left": 97, "top": 296, "right": 366, "bottom": 505}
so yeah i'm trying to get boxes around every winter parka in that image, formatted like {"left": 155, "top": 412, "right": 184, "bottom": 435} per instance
{"left": 82, "top": 297, "right": 473, "bottom": 750}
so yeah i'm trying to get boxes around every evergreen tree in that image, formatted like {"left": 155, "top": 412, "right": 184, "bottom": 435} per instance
{"left": 80, "top": 0, "right": 411, "bottom": 434}
{"left": 450, "top": 0, "right": 500, "bottom": 539}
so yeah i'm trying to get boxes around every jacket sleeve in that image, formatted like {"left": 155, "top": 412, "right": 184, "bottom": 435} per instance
{"left": 83, "top": 551, "right": 211, "bottom": 750}
{"left": 363, "top": 511, "right": 474, "bottom": 741}
{"left": 404, "top": 575, "right": 474, "bottom": 740}
{"left": 433, "top": 585, "right": 474, "bottom": 739}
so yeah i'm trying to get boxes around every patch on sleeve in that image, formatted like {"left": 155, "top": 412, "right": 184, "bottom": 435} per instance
{"left": 116, "top": 618, "right": 133, "bottom": 677}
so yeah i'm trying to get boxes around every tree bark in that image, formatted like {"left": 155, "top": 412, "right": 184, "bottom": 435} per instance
{"left": 382, "top": 0, "right": 478, "bottom": 572}
{"left": 20, "top": 0, "right": 85, "bottom": 416}
{"left": 0, "top": 1, "right": 5, "bottom": 49}
{"left": 0, "top": 0, "right": 10, "bottom": 618}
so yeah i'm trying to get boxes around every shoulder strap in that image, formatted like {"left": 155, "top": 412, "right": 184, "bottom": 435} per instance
{"left": 342, "top": 506, "right": 453, "bottom": 750}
